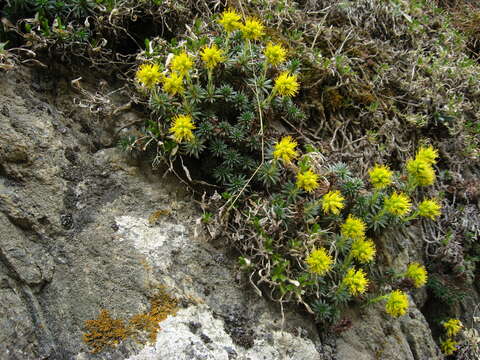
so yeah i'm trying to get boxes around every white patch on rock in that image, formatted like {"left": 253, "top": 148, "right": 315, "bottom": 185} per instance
{"left": 115, "top": 215, "right": 187, "bottom": 270}
{"left": 127, "top": 306, "right": 319, "bottom": 360}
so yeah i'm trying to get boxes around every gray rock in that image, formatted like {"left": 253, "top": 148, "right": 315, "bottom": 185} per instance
{"left": 0, "top": 67, "right": 321, "bottom": 360}
{"left": 336, "top": 303, "right": 442, "bottom": 360}
{"left": 121, "top": 305, "right": 320, "bottom": 360}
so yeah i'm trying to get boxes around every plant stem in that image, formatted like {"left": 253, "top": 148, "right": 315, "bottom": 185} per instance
{"left": 405, "top": 175, "right": 417, "bottom": 195}
{"left": 341, "top": 252, "right": 353, "bottom": 272}
{"left": 366, "top": 294, "right": 388, "bottom": 306}
{"left": 225, "top": 38, "right": 267, "bottom": 212}
{"left": 370, "top": 189, "right": 380, "bottom": 207}
{"left": 264, "top": 88, "right": 277, "bottom": 106}
{"left": 206, "top": 69, "right": 215, "bottom": 100}
{"left": 372, "top": 207, "right": 387, "bottom": 225}
{"left": 403, "top": 210, "right": 419, "bottom": 223}
{"left": 225, "top": 33, "right": 231, "bottom": 51}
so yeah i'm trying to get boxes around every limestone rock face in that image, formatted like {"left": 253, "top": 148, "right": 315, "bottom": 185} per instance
{"left": 0, "top": 67, "right": 321, "bottom": 360}
{"left": 0, "top": 67, "right": 445, "bottom": 360}
{"left": 336, "top": 305, "right": 442, "bottom": 360}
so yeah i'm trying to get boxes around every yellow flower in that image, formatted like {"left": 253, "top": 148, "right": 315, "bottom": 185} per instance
{"left": 273, "top": 72, "right": 300, "bottom": 97}
{"left": 296, "top": 170, "right": 319, "bottom": 192}
{"left": 406, "top": 158, "right": 436, "bottom": 187}
{"left": 368, "top": 164, "right": 393, "bottom": 190}
{"left": 443, "top": 319, "right": 463, "bottom": 337}
{"left": 416, "top": 145, "right": 439, "bottom": 165}
{"left": 383, "top": 192, "right": 412, "bottom": 217}
{"left": 241, "top": 18, "right": 265, "bottom": 40}
{"left": 136, "top": 63, "right": 162, "bottom": 89}
{"left": 440, "top": 338, "right": 458, "bottom": 356}
{"left": 405, "top": 263, "right": 428, "bottom": 288}
{"left": 217, "top": 9, "right": 241, "bottom": 33}
{"left": 170, "top": 51, "right": 194, "bottom": 77}
{"left": 264, "top": 43, "right": 287, "bottom": 66}
{"left": 306, "top": 248, "right": 334, "bottom": 276}
{"left": 200, "top": 44, "right": 225, "bottom": 70}
{"left": 163, "top": 72, "right": 184, "bottom": 96}
{"left": 385, "top": 290, "right": 409, "bottom": 317}
{"left": 169, "top": 114, "right": 195, "bottom": 142}
{"left": 351, "top": 238, "right": 376, "bottom": 264}
{"left": 341, "top": 215, "right": 366, "bottom": 240}
{"left": 273, "top": 136, "right": 299, "bottom": 163}
{"left": 342, "top": 267, "right": 369, "bottom": 296}
{"left": 322, "top": 190, "right": 345, "bottom": 215}
{"left": 418, "top": 199, "right": 441, "bottom": 220}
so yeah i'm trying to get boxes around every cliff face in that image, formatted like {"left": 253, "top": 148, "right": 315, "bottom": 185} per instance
{"left": 0, "top": 65, "right": 451, "bottom": 359}
{"left": 0, "top": 66, "right": 320, "bottom": 359}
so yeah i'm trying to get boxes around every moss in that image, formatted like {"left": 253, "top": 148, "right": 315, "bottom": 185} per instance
{"left": 353, "top": 91, "right": 375, "bottom": 106}
{"left": 325, "top": 89, "right": 344, "bottom": 112}
{"left": 83, "top": 287, "right": 178, "bottom": 352}
{"left": 82, "top": 310, "right": 131, "bottom": 353}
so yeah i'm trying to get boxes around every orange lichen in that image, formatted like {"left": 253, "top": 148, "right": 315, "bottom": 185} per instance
{"left": 82, "top": 310, "right": 130, "bottom": 353}
{"left": 148, "top": 209, "right": 172, "bottom": 224}
{"left": 129, "top": 288, "right": 178, "bottom": 344}
{"left": 83, "top": 287, "right": 178, "bottom": 352}
{"left": 129, "top": 313, "right": 161, "bottom": 344}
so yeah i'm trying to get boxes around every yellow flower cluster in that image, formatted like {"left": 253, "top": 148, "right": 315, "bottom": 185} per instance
{"left": 241, "top": 18, "right": 265, "bottom": 40}
{"left": 201, "top": 44, "right": 225, "bottom": 70}
{"left": 405, "top": 263, "right": 428, "bottom": 288}
{"left": 406, "top": 158, "right": 436, "bottom": 186}
{"left": 341, "top": 215, "right": 366, "bottom": 240}
{"left": 416, "top": 145, "right": 439, "bottom": 165}
{"left": 163, "top": 72, "right": 184, "bottom": 96}
{"left": 383, "top": 192, "right": 412, "bottom": 217}
{"left": 440, "top": 338, "right": 458, "bottom": 356}
{"left": 385, "top": 290, "right": 409, "bottom": 317}
{"left": 169, "top": 114, "right": 196, "bottom": 142}
{"left": 273, "top": 136, "right": 298, "bottom": 163}
{"left": 218, "top": 10, "right": 265, "bottom": 41}
{"left": 264, "top": 43, "right": 287, "bottom": 66}
{"left": 137, "top": 51, "right": 195, "bottom": 95}
{"left": 418, "top": 198, "right": 441, "bottom": 220}
{"left": 306, "top": 248, "right": 334, "bottom": 276}
{"left": 274, "top": 72, "right": 300, "bottom": 97}
{"left": 217, "top": 9, "right": 241, "bottom": 33}
{"left": 406, "top": 145, "right": 438, "bottom": 187}
{"left": 296, "top": 170, "right": 319, "bottom": 192}
{"left": 350, "top": 238, "right": 376, "bottom": 264}
{"left": 368, "top": 164, "right": 393, "bottom": 190}
{"left": 342, "top": 268, "right": 369, "bottom": 296}
{"left": 136, "top": 63, "right": 163, "bottom": 89}
{"left": 443, "top": 319, "right": 463, "bottom": 337}
{"left": 322, "top": 190, "right": 345, "bottom": 215}
{"left": 440, "top": 319, "right": 462, "bottom": 355}
{"left": 170, "top": 51, "right": 194, "bottom": 77}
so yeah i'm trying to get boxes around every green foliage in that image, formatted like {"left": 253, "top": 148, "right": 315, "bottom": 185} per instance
{"left": 223, "top": 149, "right": 442, "bottom": 325}
{"left": 427, "top": 275, "right": 467, "bottom": 306}
{"left": 1, "top": 0, "right": 97, "bottom": 43}
{"left": 201, "top": 211, "right": 213, "bottom": 224}
{"left": 129, "top": 15, "right": 303, "bottom": 196}
{"left": 312, "top": 300, "right": 340, "bottom": 323}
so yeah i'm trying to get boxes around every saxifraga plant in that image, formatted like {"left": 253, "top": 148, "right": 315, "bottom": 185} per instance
{"left": 129, "top": 9, "right": 304, "bottom": 195}
{"left": 128, "top": 8, "right": 443, "bottom": 331}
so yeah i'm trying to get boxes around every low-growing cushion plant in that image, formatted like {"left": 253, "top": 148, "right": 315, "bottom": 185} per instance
{"left": 126, "top": 8, "right": 443, "bottom": 329}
